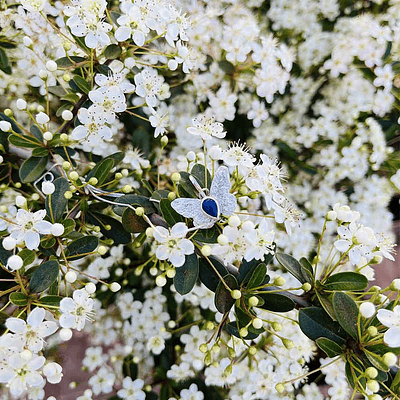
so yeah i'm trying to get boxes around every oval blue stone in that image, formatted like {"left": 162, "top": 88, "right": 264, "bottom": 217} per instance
{"left": 202, "top": 198, "right": 219, "bottom": 218}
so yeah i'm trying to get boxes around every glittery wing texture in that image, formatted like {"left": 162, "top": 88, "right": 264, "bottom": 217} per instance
{"left": 210, "top": 166, "right": 237, "bottom": 216}
{"left": 171, "top": 198, "right": 215, "bottom": 228}
{"left": 171, "top": 198, "right": 201, "bottom": 218}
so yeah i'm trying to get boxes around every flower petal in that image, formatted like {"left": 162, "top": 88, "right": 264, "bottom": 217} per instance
{"left": 27, "top": 307, "right": 45, "bottom": 328}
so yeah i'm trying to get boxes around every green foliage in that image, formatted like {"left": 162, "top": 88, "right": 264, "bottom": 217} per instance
{"left": 323, "top": 272, "right": 368, "bottom": 291}
{"left": 173, "top": 253, "right": 199, "bottom": 295}
{"left": 215, "top": 275, "right": 238, "bottom": 314}
{"left": 275, "top": 253, "right": 314, "bottom": 284}
{"left": 29, "top": 260, "right": 59, "bottom": 293}
{"left": 198, "top": 256, "right": 229, "bottom": 292}
{"left": 333, "top": 292, "right": 359, "bottom": 340}
{"left": 66, "top": 236, "right": 99, "bottom": 260}
{"left": 19, "top": 156, "right": 49, "bottom": 183}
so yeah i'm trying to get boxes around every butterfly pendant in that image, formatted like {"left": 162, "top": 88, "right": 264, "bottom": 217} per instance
{"left": 171, "top": 166, "right": 237, "bottom": 229}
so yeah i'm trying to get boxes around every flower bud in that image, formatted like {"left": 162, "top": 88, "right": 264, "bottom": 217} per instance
{"left": 282, "top": 338, "right": 294, "bottom": 349}
{"left": 16, "top": 195, "right": 27, "bottom": 208}
{"left": 367, "top": 326, "right": 378, "bottom": 337}
{"left": 0, "top": 121, "right": 11, "bottom": 132}
{"left": 160, "top": 136, "right": 168, "bottom": 147}
{"left": 360, "top": 302, "right": 375, "bottom": 318}
{"left": 383, "top": 352, "right": 397, "bottom": 367}
{"left": 186, "top": 151, "right": 196, "bottom": 161}
{"left": 46, "top": 60, "right": 58, "bottom": 72}
{"left": 273, "top": 276, "right": 286, "bottom": 286}
{"left": 85, "top": 283, "right": 96, "bottom": 294}
{"left": 168, "top": 192, "right": 176, "bottom": 201}
{"left": 217, "top": 234, "right": 229, "bottom": 246}
{"left": 231, "top": 289, "right": 241, "bottom": 300}
{"left": 135, "top": 207, "right": 145, "bottom": 216}
{"left": 239, "top": 327, "right": 248, "bottom": 337}
{"left": 201, "top": 245, "right": 212, "bottom": 257}
{"left": 156, "top": 275, "right": 167, "bottom": 287}
{"left": 199, "top": 343, "right": 208, "bottom": 353}
{"left": 43, "top": 131, "right": 53, "bottom": 141}
{"left": 7, "top": 255, "right": 23, "bottom": 271}
{"left": 228, "top": 215, "right": 240, "bottom": 227}
{"left": 252, "top": 318, "right": 263, "bottom": 329}
{"left": 3, "top": 236, "right": 17, "bottom": 250}
{"left": 391, "top": 279, "right": 400, "bottom": 291}
{"left": 365, "top": 367, "right": 378, "bottom": 379}
{"left": 326, "top": 211, "right": 337, "bottom": 221}
{"left": 64, "top": 191, "right": 73, "bottom": 199}
{"left": 36, "top": 112, "right": 50, "bottom": 124}
{"left": 42, "top": 181, "right": 55, "bottom": 195}
{"left": 39, "top": 69, "right": 48, "bottom": 80}
{"left": 271, "top": 322, "right": 282, "bottom": 332}
{"left": 302, "top": 283, "right": 312, "bottom": 292}
{"left": 23, "top": 36, "right": 33, "bottom": 47}
{"left": 171, "top": 172, "right": 181, "bottom": 182}
{"left": 62, "top": 110, "right": 73, "bottom": 121}
{"left": 16, "top": 98, "right": 27, "bottom": 110}
{"left": 275, "top": 384, "right": 285, "bottom": 394}
{"left": 97, "top": 246, "right": 107, "bottom": 255}
{"left": 69, "top": 171, "right": 79, "bottom": 181}
{"left": 248, "top": 347, "right": 257, "bottom": 355}
{"left": 110, "top": 282, "right": 121, "bottom": 292}
{"left": 248, "top": 296, "right": 259, "bottom": 307}
{"left": 4, "top": 109, "right": 12, "bottom": 117}
{"left": 366, "top": 380, "right": 379, "bottom": 393}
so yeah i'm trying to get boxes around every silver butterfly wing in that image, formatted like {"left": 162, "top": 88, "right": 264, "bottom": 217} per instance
{"left": 210, "top": 166, "right": 237, "bottom": 216}
{"left": 171, "top": 198, "right": 215, "bottom": 228}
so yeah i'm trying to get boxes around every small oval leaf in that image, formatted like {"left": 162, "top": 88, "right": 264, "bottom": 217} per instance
{"left": 215, "top": 274, "right": 238, "bottom": 314}
{"left": 66, "top": 236, "right": 98, "bottom": 260}
{"left": 333, "top": 292, "right": 359, "bottom": 340}
{"left": 29, "top": 260, "right": 59, "bottom": 293}
{"left": 174, "top": 253, "right": 199, "bottom": 295}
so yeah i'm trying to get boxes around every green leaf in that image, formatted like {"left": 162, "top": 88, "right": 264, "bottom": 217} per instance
{"left": 160, "top": 198, "right": 183, "bottom": 226}
{"left": 192, "top": 226, "right": 220, "bottom": 243}
{"left": 237, "top": 254, "right": 273, "bottom": 285}
{"left": 32, "top": 148, "right": 49, "bottom": 157}
{"left": 62, "top": 219, "right": 76, "bottom": 236}
{"left": 215, "top": 274, "right": 238, "bottom": 314}
{"left": 30, "top": 125, "right": 43, "bottom": 141}
{"left": 323, "top": 272, "right": 368, "bottom": 291}
{"left": 299, "top": 257, "right": 314, "bottom": 284}
{"left": 48, "top": 86, "right": 67, "bottom": 97}
{"left": 38, "top": 295, "right": 62, "bottom": 306}
{"left": 40, "top": 236, "right": 56, "bottom": 249}
{"left": 72, "top": 75, "right": 90, "bottom": 94}
{"left": 0, "top": 240, "right": 12, "bottom": 267}
{"left": 346, "top": 358, "right": 366, "bottom": 390}
{"left": 10, "top": 292, "right": 28, "bottom": 306}
{"left": 366, "top": 344, "right": 400, "bottom": 357}
{"left": 61, "top": 93, "right": 80, "bottom": 104}
{"left": 0, "top": 48, "right": 10, "bottom": 74}
{"left": 87, "top": 158, "right": 115, "bottom": 186}
{"left": 56, "top": 56, "right": 86, "bottom": 68}
{"left": 258, "top": 292, "right": 295, "bottom": 312}
{"left": 46, "top": 177, "right": 70, "bottom": 222}
{"left": 29, "top": 260, "right": 59, "bottom": 293}
{"left": 53, "top": 147, "right": 77, "bottom": 165}
{"left": 275, "top": 253, "right": 306, "bottom": 284}
{"left": 19, "top": 156, "right": 49, "bottom": 183}
{"left": 316, "top": 338, "right": 343, "bottom": 358}
{"left": 113, "top": 195, "right": 156, "bottom": 216}
{"left": 66, "top": 236, "right": 98, "bottom": 260}
{"left": 88, "top": 212, "right": 131, "bottom": 244}
{"left": 104, "top": 44, "right": 122, "bottom": 59}
{"left": 247, "top": 263, "right": 267, "bottom": 290}
{"left": 177, "top": 172, "right": 198, "bottom": 198}
{"left": 18, "top": 249, "right": 35, "bottom": 267}
{"left": 9, "top": 134, "right": 42, "bottom": 148}
{"left": 198, "top": 256, "right": 229, "bottom": 292}
{"left": 121, "top": 208, "right": 148, "bottom": 233}
{"left": 390, "top": 367, "right": 400, "bottom": 394}
{"left": 333, "top": 292, "right": 359, "bottom": 340}
{"left": 190, "top": 164, "right": 212, "bottom": 190}
{"left": 173, "top": 253, "right": 199, "bottom": 295}
{"left": 315, "top": 291, "right": 337, "bottom": 321}
{"left": 364, "top": 349, "right": 389, "bottom": 372}
{"left": 298, "top": 307, "right": 347, "bottom": 345}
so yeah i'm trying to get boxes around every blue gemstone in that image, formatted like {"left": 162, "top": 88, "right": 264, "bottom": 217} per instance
{"left": 202, "top": 198, "right": 219, "bottom": 218}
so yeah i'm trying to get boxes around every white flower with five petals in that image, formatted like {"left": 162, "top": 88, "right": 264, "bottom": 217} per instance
{"left": 153, "top": 223, "right": 194, "bottom": 267}
{"left": 5, "top": 307, "right": 58, "bottom": 352}
{"left": 8, "top": 209, "right": 52, "bottom": 250}
{"left": 59, "top": 289, "right": 94, "bottom": 331}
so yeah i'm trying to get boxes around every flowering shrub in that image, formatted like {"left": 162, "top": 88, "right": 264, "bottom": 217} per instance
{"left": 1, "top": 0, "right": 400, "bottom": 399}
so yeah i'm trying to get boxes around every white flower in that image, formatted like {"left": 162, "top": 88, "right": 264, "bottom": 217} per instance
{"left": 334, "top": 222, "right": 376, "bottom": 265}
{"left": 134, "top": 68, "right": 165, "bottom": 107}
{"left": 20, "top": 0, "right": 46, "bottom": 13}
{"left": 377, "top": 306, "right": 400, "bottom": 348}
{"left": 0, "top": 353, "right": 45, "bottom": 397}
{"left": 82, "top": 346, "right": 108, "bottom": 372}
{"left": 244, "top": 220, "right": 275, "bottom": 261}
{"left": 8, "top": 209, "right": 52, "bottom": 250}
{"left": 71, "top": 107, "right": 112, "bottom": 141}
{"left": 153, "top": 223, "right": 194, "bottom": 267}
{"left": 88, "top": 366, "right": 115, "bottom": 395}
{"left": 88, "top": 87, "right": 127, "bottom": 124}
{"left": 149, "top": 106, "right": 169, "bottom": 138}
{"left": 117, "top": 377, "right": 145, "bottom": 400}
{"left": 43, "top": 362, "right": 63, "bottom": 384}
{"left": 180, "top": 383, "right": 204, "bottom": 400}
{"left": 59, "top": 289, "right": 94, "bottom": 331}
{"left": 146, "top": 335, "right": 165, "bottom": 355}
{"left": 5, "top": 307, "right": 58, "bottom": 352}
{"left": 187, "top": 115, "right": 226, "bottom": 140}
{"left": 222, "top": 142, "right": 255, "bottom": 176}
